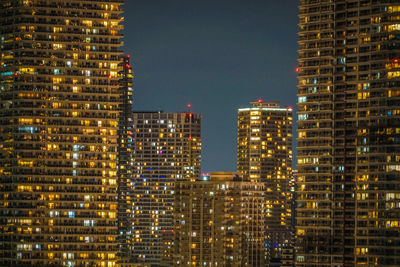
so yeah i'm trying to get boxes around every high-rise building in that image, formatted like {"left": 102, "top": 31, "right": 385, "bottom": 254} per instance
{"left": 117, "top": 55, "right": 134, "bottom": 262}
{"left": 0, "top": 1, "right": 124, "bottom": 266}
{"left": 174, "top": 172, "right": 265, "bottom": 267}
{"left": 237, "top": 100, "right": 293, "bottom": 265}
{"left": 131, "top": 111, "right": 201, "bottom": 266}
{"left": 297, "top": 1, "right": 400, "bottom": 266}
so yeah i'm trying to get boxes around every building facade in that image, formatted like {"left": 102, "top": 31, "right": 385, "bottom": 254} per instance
{"left": 297, "top": 1, "right": 400, "bottom": 266}
{"left": 131, "top": 111, "right": 201, "bottom": 266}
{"left": 174, "top": 172, "right": 265, "bottom": 267}
{"left": 237, "top": 101, "right": 293, "bottom": 265}
{"left": 0, "top": 0, "right": 124, "bottom": 266}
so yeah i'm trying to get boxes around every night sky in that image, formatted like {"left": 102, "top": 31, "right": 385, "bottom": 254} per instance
{"left": 123, "top": 0, "right": 299, "bottom": 172}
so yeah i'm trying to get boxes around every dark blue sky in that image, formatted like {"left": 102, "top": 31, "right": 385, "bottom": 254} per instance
{"left": 123, "top": 0, "right": 298, "bottom": 172}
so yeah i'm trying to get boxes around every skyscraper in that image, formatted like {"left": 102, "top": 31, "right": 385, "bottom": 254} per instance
{"left": 0, "top": 1, "right": 124, "bottom": 266}
{"left": 174, "top": 172, "right": 265, "bottom": 267}
{"left": 237, "top": 100, "right": 293, "bottom": 265}
{"left": 117, "top": 55, "right": 134, "bottom": 262}
{"left": 131, "top": 111, "right": 201, "bottom": 266}
{"left": 297, "top": 1, "right": 400, "bottom": 266}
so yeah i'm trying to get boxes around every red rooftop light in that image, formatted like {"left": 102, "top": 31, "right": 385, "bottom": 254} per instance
{"left": 296, "top": 67, "right": 300, "bottom": 72}
{"left": 187, "top": 104, "right": 191, "bottom": 108}
{"left": 258, "top": 99, "right": 263, "bottom": 103}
